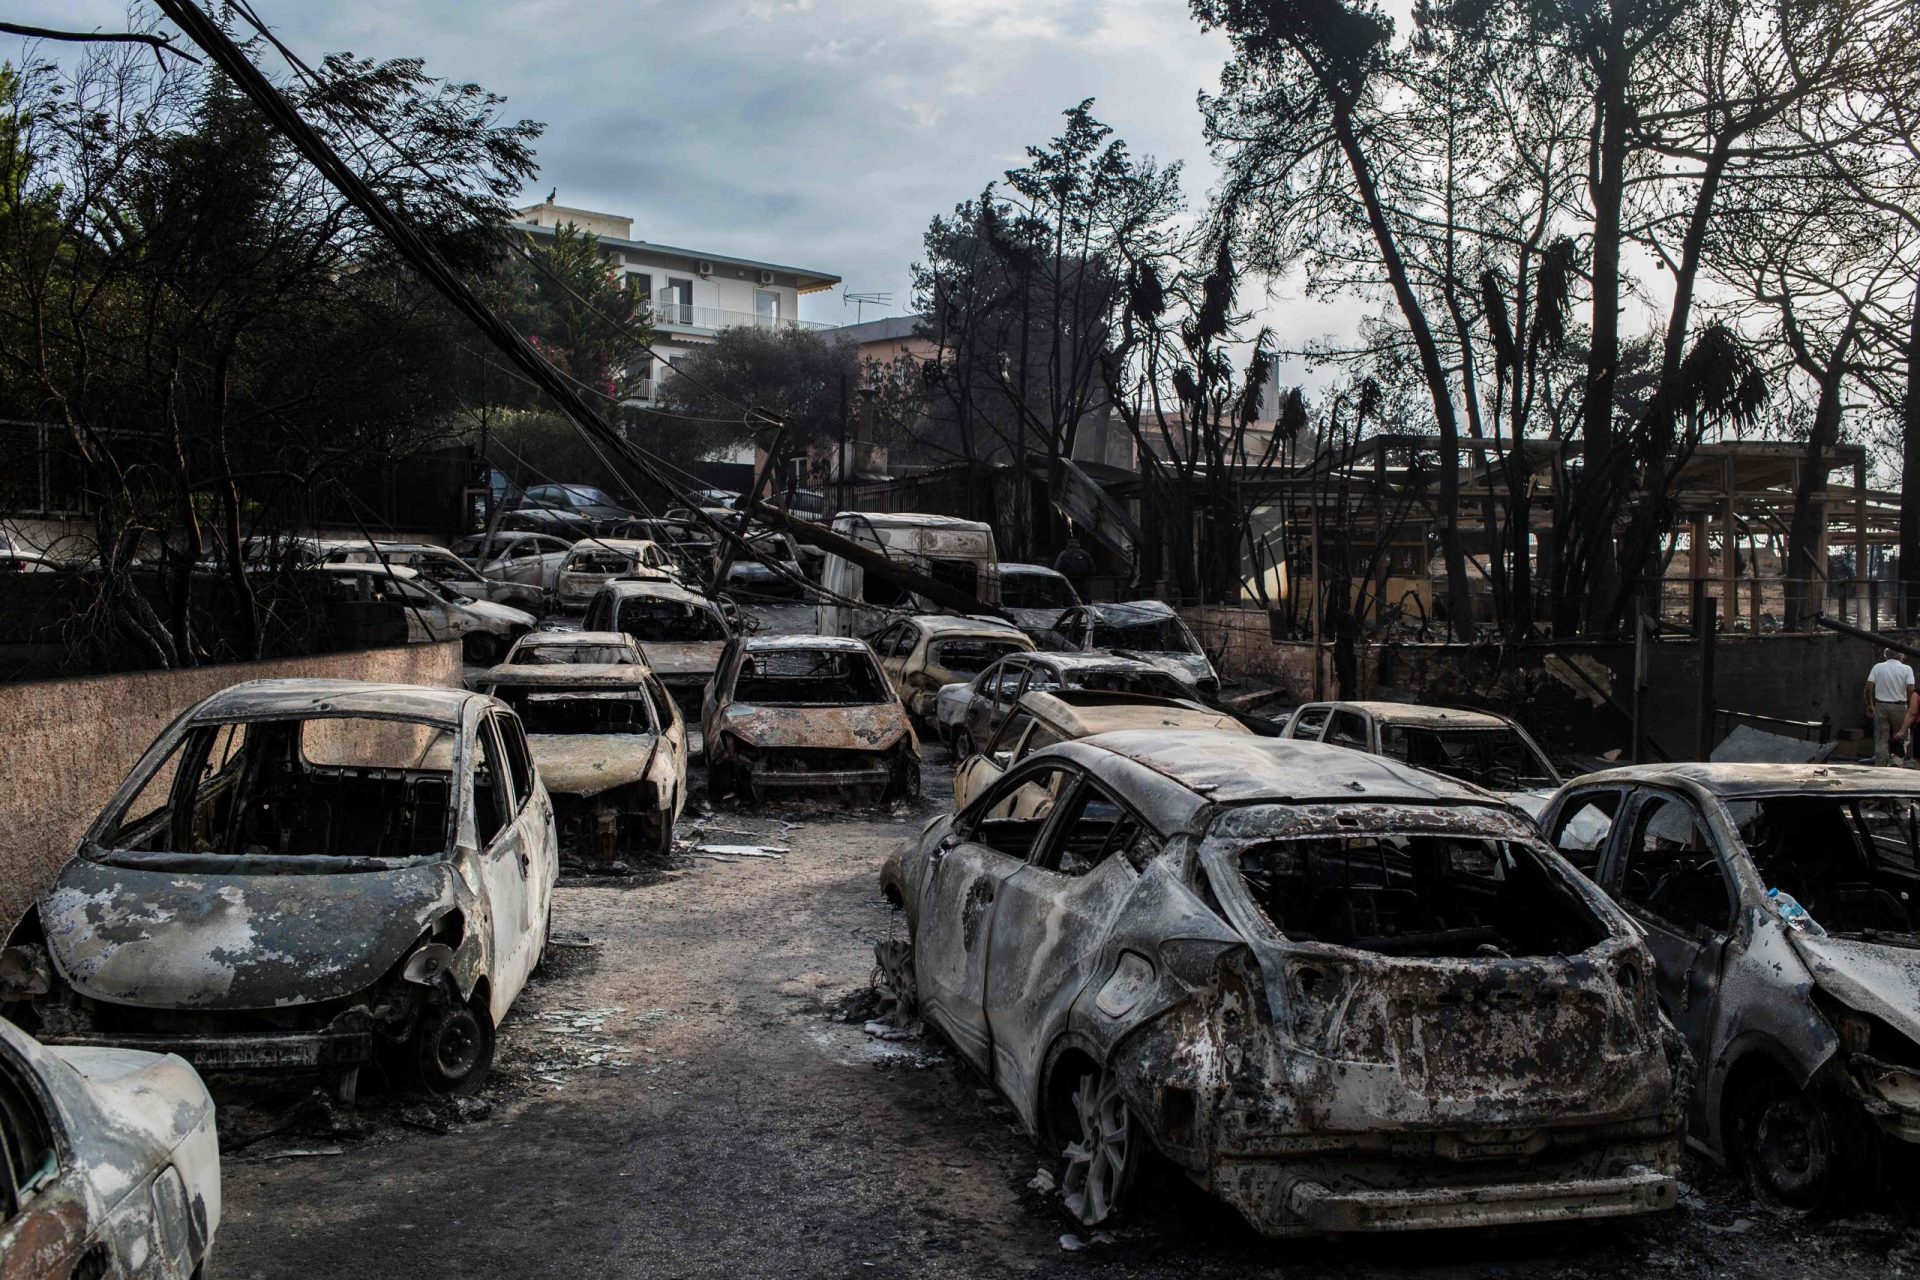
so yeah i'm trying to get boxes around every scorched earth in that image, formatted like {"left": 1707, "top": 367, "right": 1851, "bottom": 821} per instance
{"left": 212, "top": 751, "right": 1920, "bottom": 1279}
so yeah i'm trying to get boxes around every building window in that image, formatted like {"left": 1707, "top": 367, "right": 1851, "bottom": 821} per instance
{"left": 754, "top": 290, "right": 781, "bottom": 328}
{"left": 628, "top": 271, "right": 651, "bottom": 298}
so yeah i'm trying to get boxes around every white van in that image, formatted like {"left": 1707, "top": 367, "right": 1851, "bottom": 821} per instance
{"left": 815, "top": 513, "right": 1000, "bottom": 637}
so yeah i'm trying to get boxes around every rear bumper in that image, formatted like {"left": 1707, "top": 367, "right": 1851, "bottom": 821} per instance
{"left": 755, "top": 764, "right": 893, "bottom": 788}
{"left": 1282, "top": 1168, "right": 1677, "bottom": 1233}
{"left": 42, "top": 1024, "right": 372, "bottom": 1072}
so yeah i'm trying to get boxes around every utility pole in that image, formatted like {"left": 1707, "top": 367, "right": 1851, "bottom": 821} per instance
{"left": 837, "top": 371, "right": 850, "bottom": 515}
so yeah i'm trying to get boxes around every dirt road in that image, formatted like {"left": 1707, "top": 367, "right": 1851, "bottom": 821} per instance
{"left": 212, "top": 757, "right": 1920, "bottom": 1279}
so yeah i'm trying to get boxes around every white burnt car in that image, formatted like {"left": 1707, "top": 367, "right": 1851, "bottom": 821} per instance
{"left": 480, "top": 663, "right": 687, "bottom": 862}
{"left": 2, "top": 680, "right": 558, "bottom": 1100}
{"left": 880, "top": 732, "right": 1685, "bottom": 1235}
{"left": 0, "top": 1017, "right": 220, "bottom": 1280}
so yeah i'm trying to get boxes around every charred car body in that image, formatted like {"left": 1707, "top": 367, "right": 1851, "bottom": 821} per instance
{"left": 868, "top": 614, "right": 1033, "bottom": 733}
{"left": 1284, "top": 701, "right": 1563, "bottom": 819}
{"left": 502, "top": 629, "right": 646, "bottom": 667}
{"left": 881, "top": 732, "right": 1684, "bottom": 1235}
{"left": 953, "top": 689, "right": 1252, "bottom": 810}
{"left": 1047, "top": 601, "right": 1220, "bottom": 697}
{"left": 1542, "top": 763, "right": 1920, "bottom": 1207}
{"left": 480, "top": 663, "right": 687, "bottom": 862}
{"left": 0, "top": 1017, "right": 220, "bottom": 1280}
{"left": 703, "top": 635, "right": 920, "bottom": 803}
{"left": 949, "top": 650, "right": 1194, "bottom": 757}
{"left": 584, "top": 579, "right": 735, "bottom": 726}
{"left": 2, "top": 680, "right": 558, "bottom": 1099}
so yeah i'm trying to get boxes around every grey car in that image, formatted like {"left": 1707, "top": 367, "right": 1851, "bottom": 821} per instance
{"left": 881, "top": 732, "right": 1685, "bottom": 1236}
{"left": 951, "top": 651, "right": 1191, "bottom": 758}
{"left": 1540, "top": 762, "right": 1920, "bottom": 1208}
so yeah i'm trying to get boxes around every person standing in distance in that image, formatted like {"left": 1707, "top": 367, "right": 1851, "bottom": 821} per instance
{"left": 1865, "top": 645, "right": 1916, "bottom": 767}
{"left": 1053, "top": 535, "right": 1095, "bottom": 605}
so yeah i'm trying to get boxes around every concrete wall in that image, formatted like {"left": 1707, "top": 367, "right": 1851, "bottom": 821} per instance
{"left": 0, "top": 641, "right": 462, "bottom": 932}
{"left": 1182, "top": 606, "right": 1333, "bottom": 699}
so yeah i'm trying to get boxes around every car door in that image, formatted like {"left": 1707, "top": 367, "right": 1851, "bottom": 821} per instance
{"left": 915, "top": 760, "right": 1078, "bottom": 1075}
{"left": 1323, "top": 707, "right": 1371, "bottom": 753}
{"left": 955, "top": 709, "right": 1035, "bottom": 811}
{"left": 1599, "top": 787, "right": 1736, "bottom": 1087}
{"left": 643, "top": 671, "right": 688, "bottom": 812}
{"left": 469, "top": 714, "right": 534, "bottom": 1020}
{"left": 0, "top": 1053, "right": 93, "bottom": 1277}
{"left": 983, "top": 777, "right": 1154, "bottom": 1112}
{"left": 964, "top": 656, "right": 1024, "bottom": 746}
{"left": 1053, "top": 609, "right": 1091, "bottom": 652}
{"left": 1284, "top": 703, "right": 1333, "bottom": 740}
{"left": 872, "top": 623, "right": 908, "bottom": 692}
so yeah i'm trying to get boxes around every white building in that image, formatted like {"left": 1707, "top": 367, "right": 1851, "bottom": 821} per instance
{"left": 509, "top": 200, "right": 841, "bottom": 405}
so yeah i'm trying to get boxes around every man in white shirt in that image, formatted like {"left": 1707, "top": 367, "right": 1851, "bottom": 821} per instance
{"left": 1865, "top": 647, "right": 1917, "bottom": 766}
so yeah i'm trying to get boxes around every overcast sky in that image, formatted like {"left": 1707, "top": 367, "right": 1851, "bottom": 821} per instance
{"left": 11, "top": 3, "right": 1265, "bottom": 317}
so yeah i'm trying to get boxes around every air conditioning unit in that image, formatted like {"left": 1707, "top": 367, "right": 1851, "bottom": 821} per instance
{"left": 607, "top": 251, "right": 626, "bottom": 267}
{"left": 757, "top": 270, "right": 775, "bottom": 286}
{"left": 696, "top": 260, "right": 714, "bottom": 277}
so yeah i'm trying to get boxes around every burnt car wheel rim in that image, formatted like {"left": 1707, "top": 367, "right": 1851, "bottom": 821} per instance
{"left": 436, "top": 1014, "right": 481, "bottom": 1078}
{"left": 1750, "top": 1089, "right": 1834, "bottom": 1206}
{"left": 1062, "top": 1070, "right": 1130, "bottom": 1226}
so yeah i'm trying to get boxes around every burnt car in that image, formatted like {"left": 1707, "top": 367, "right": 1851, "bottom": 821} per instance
{"left": 1048, "top": 601, "right": 1220, "bottom": 697}
{"left": 703, "top": 636, "right": 920, "bottom": 803}
{"left": 948, "top": 650, "right": 1194, "bottom": 758}
{"left": 997, "top": 562, "right": 1082, "bottom": 636}
{"left": 584, "top": 579, "right": 735, "bottom": 726}
{"left": 480, "top": 663, "right": 687, "bottom": 862}
{"left": 0, "top": 1017, "right": 220, "bottom": 1280}
{"left": 1540, "top": 763, "right": 1920, "bottom": 1208}
{"left": 1284, "top": 701, "right": 1562, "bottom": 819}
{"left": 2, "top": 679, "right": 558, "bottom": 1100}
{"left": 953, "top": 689, "right": 1252, "bottom": 810}
{"left": 880, "top": 732, "right": 1684, "bottom": 1235}
{"left": 503, "top": 629, "right": 646, "bottom": 666}
{"left": 868, "top": 614, "right": 1034, "bottom": 732}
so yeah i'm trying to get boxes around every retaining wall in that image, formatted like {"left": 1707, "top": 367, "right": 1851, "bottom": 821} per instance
{"left": 0, "top": 641, "right": 462, "bottom": 931}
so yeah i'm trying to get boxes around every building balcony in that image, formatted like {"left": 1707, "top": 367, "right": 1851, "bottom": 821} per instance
{"left": 643, "top": 299, "right": 830, "bottom": 334}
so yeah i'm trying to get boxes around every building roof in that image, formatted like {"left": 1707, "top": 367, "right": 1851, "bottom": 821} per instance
{"left": 1567, "top": 761, "right": 1920, "bottom": 800}
{"left": 509, "top": 212, "right": 840, "bottom": 295}
{"left": 1074, "top": 731, "right": 1506, "bottom": 807}
{"left": 189, "top": 679, "right": 480, "bottom": 727}
{"left": 828, "top": 314, "right": 927, "bottom": 344}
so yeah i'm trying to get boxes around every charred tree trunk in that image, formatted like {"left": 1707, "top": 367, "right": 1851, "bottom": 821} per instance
{"left": 1784, "top": 322, "right": 1858, "bottom": 629}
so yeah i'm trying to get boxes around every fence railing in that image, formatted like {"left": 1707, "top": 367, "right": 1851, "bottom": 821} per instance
{"left": 642, "top": 299, "right": 829, "bottom": 332}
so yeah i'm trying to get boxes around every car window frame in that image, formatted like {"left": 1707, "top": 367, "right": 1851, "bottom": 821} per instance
{"left": 1605, "top": 786, "right": 1738, "bottom": 938}
{"left": 1027, "top": 775, "right": 1154, "bottom": 878}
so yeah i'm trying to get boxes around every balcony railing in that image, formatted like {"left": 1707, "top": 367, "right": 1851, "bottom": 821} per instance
{"left": 642, "top": 299, "right": 829, "bottom": 332}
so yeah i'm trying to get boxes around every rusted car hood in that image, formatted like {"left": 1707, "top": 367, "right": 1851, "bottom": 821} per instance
{"left": 1790, "top": 931, "right": 1920, "bottom": 1046}
{"left": 638, "top": 641, "right": 725, "bottom": 677}
{"left": 41, "top": 857, "right": 457, "bottom": 1010}
{"left": 527, "top": 733, "right": 658, "bottom": 797}
{"left": 717, "top": 702, "right": 909, "bottom": 751}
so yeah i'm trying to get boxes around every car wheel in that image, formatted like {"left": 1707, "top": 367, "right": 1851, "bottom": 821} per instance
{"left": 649, "top": 805, "right": 675, "bottom": 858}
{"left": 889, "top": 757, "right": 921, "bottom": 802}
{"left": 953, "top": 730, "right": 974, "bottom": 761}
{"left": 533, "top": 905, "right": 553, "bottom": 976}
{"left": 1061, "top": 1063, "right": 1138, "bottom": 1228}
{"left": 1731, "top": 1070, "right": 1857, "bottom": 1210}
{"left": 413, "top": 997, "right": 495, "bottom": 1097}
{"left": 463, "top": 632, "right": 501, "bottom": 666}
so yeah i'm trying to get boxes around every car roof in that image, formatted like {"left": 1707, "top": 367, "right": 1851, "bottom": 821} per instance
{"left": 744, "top": 634, "right": 871, "bottom": 653}
{"left": 908, "top": 614, "right": 1027, "bottom": 637}
{"left": 1085, "top": 600, "right": 1178, "bottom": 621}
{"left": 187, "top": 678, "right": 482, "bottom": 727}
{"left": 315, "top": 562, "right": 422, "bottom": 581}
{"left": 1029, "top": 651, "right": 1163, "bottom": 674}
{"left": 1000, "top": 562, "right": 1067, "bottom": 578}
{"left": 597, "top": 579, "right": 713, "bottom": 608}
{"left": 567, "top": 538, "right": 655, "bottom": 552}
{"left": 1063, "top": 730, "right": 1507, "bottom": 806}
{"left": 1019, "top": 691, "right": 1250, "bottom": 739}
{"left": 1312, "top": 701, "right": 1516, "bottom": 730}
{"left": 830, "top": 511, "right": 989, "bottom": 531}
{"left": 1564, "top": 761, "right": 1920, "bottom": 801}
{"left": 481, "top": 663, "right": 653, "bottom": 687}
{"left": 515, "top": 630, "right": 635, "bottom": 647}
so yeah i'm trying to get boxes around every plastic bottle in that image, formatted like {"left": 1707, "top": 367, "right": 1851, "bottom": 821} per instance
{"left": 1766, "top": 887, "right": 1827, "bottom": 937}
